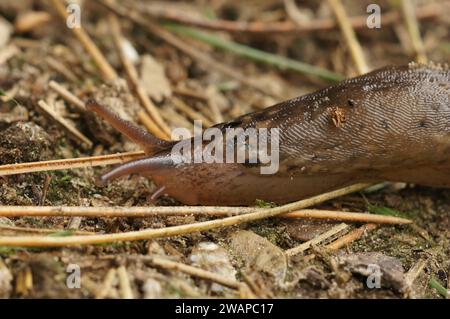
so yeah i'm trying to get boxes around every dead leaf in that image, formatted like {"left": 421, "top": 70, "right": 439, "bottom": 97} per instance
{"left": 189, "top": 242, "right": 236, "bottom": 293}
{"left": 140, "top": 54, "right": 172, "bottom": 103}
{"left": 228, "top": 230, "right": 287, "bottom": 283}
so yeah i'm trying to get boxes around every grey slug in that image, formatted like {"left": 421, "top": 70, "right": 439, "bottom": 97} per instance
{"left": 86, "top": 62, "right": 450, "bottom": 205}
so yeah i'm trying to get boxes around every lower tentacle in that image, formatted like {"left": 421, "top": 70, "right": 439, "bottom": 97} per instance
{"left": 100, "top": 155, "right": 174, "bottom": 183}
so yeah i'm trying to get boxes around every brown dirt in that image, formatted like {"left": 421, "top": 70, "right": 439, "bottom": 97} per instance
{"left": 0, "top": 0, "right": 448, "bottom": 299}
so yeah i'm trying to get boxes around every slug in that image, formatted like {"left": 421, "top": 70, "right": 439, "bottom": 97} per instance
{"left": 86, "top": 63, "right": 450, "bottom": 205}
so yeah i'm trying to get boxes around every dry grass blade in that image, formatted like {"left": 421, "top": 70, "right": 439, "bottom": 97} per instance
{"left": 172, "top": 97, "right": 214, "bottom": 127}
{"left": 0, "top": 151, "right": 145, "bottom": 176}
{"left": 109, "top": 14, "right": 171, "bottom": 139}
{"left": 117, "top": 266, "right": 134, "bottom": 299}
{"left": 325, "top": 223, "right": 378, "bottom": 251}
{"left": 49, "top": 0, "right": 117, "bottom": 82}
{"left": 46, "top": 57, "right": 80, "bottom": 83}
{"left": 401, "top": 0, "right": 427, "bottom": 63}
{"left": 405, "top": 258, "right": 427, "bottom": 287}
{"left": 286, "top": 223, "right": 349, "bottom": 256}
{"left": 96, "top": 268, "right": 117, "bottom": 299}
{"left": 328, "top": 0, "right": 369, "bottom": 74}
{"left": 0, "top": 206, "right": 412, "bottom": 225}
{"left": 141, "top": 256, "right": 242, "bottom": 289}
{"left": 0, "top": 224, "right": 94, "bottom": 235}
{"left": 137, "top": 110, "right": 169, "bottom": 140}
{"left": 0, "top": 183, "right": 371, "bottom": 247}
{"left": 282, "top": 209, "right": 412, "bottom": 225}
{"left": 284, "top": 0, "right": 306, "bottom": 27}
{"left": 37, "top": 100, "right": 93, "bottom": 149}
{"left": 48, "top": 81, "right": 85, "bottom": 112}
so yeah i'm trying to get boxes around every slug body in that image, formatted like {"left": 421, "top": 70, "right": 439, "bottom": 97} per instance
{"left": 87, "top": 63, "right": 450, "bottom": 205}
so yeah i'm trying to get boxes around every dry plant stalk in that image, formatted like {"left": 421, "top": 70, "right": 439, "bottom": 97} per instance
{"left": 286, "top": 223, "right": 349, "bottom": 256}
{"left": 0, "top": 151, "right": 145, "bottom": 176}
{"left": 46, "top": 57, "right": 80, "bottom": 83}
{"left": 37, "top": 100, "right": 93, "bottom": 149}
{"left": 96, "top": 268, "right": 117, "bottom": 299}
{"left": 282, "top": 209, "right": 411, "bottom": 225}
{"left": 117, "top": 266, "right": 134, "bottom": 299}
{"left": 49, "top": 0, "right": 117, "bottom": 82}
{"left": 172, "top": 97, "right": 214, "bottom": 127}
{"left": 49, "top": 81, "right": 85, "bottom": 111}
{"left": 0, "top": 224, "right": 94, "bottom": 235}
{"left": 405, "top": 259, "right": 427, "bottom": 287}
{"left": 137, "top": 110, "right": 169, "bottom": 140}
{"left": 143, "top": 256, "right": 242, "bottom": 289}
{"left": 325, "top": 223, "right": 378, "bottom": 251}
{"left": 401, "top": 0, "right": 427, "bottom": 63}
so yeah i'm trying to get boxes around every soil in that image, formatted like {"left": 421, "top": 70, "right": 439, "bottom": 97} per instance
{"left": 0, "top": 0, "right": 448, "bottom": 299}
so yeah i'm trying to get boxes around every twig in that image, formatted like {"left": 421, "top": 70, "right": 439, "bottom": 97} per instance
{"left": 327, "top": 0, "right": 369, "bottom": 74}
{"left": 96, "top": 268, "right": 117, "bottom": 299}
{"left": 142, "top": 256, "right": 241, "bottom": 289}
{"left": 39, "top": 174, "right": 52, "bottom": 206}
{"left": 0, "top": 151, "right": 145, "bottom": 176}
{"left": 15, "top": 11, "right": 52, "bottom": 33}
{"left": 286, "top": 223, "right": 349, "bottom": 256}
{"left": 172, "top": 97, "right": 214, "bottom": 127}
{"left": 49, "top": 0, "right": 117, "bottom": 82}
{"left": 325, "top": 223, "right": 378, "bottom": 251}
{"left": 164, "top": 24, "right": 344, "bottom": 83}
{"left": 0, "top": 205, "right": 411, "bottom": 225}
{"left": 97, "top": 0, "right": 276, "bottom": 96}
{"left": 37, "top": 100, "right": 93, "bottom": 149}
{"left": 173, "top": 87, "right": 208, "bottom": 102}
{"left": 48, "top": 81, "right": 85, "bottom": 112}
{"left": 109, "top": 14, "right": 171, "bottom": 139}
{"left": 401, "top": 0, "right": 427, "bottom": 63}
{"left": 241, "top": 273, "right": 273, "bottom": 298}
{"left": 282, "top": 209, "right": 412, "bottom": 225}
{"left": 137, "top": 110, "right": 169, "bottom": 140}
{"left": 135, "top": 1, "right": 446, "bottom": 34}
{"left": 0, "top": 183, "right": 372, "bottom": 247}
{"left": 117, "top": 266, "right": 134, "bottom": 299}
{"left": 405, "top": 259, "right": 427, "bottom": 287}
{"left": 0, "top": 224, "right": 93, "bottom": 235}
{"left": 283, "top": 0, "right": 306, "bottom": 27}
{"left": 161, "top": 108, "right": 194, "bottom": 130}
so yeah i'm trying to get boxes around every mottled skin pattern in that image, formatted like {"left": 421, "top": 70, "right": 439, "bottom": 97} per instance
{"left": 87, "top": 63, "right": 450, "bottom": 205}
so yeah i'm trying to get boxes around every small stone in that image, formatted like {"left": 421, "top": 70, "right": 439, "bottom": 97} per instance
{"left": 338, "top": 252, "right": 407, "bottom": 293}
{"left": 189, "top": 242, "right": 236, "bottom": 293}
{"left": 228, "top": 230, "right": 287, "bottom": 283}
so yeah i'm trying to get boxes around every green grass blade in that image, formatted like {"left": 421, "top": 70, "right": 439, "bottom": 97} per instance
{"left": 164, "top": 24, "right": 344, "bottom": 82}
{"left": 429, "top": 277, "right": 449, "bottom": 298}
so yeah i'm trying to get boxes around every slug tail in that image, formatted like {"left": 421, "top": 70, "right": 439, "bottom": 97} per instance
{"left": 86, "top": 99, "right": 171, "bottom": 155}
